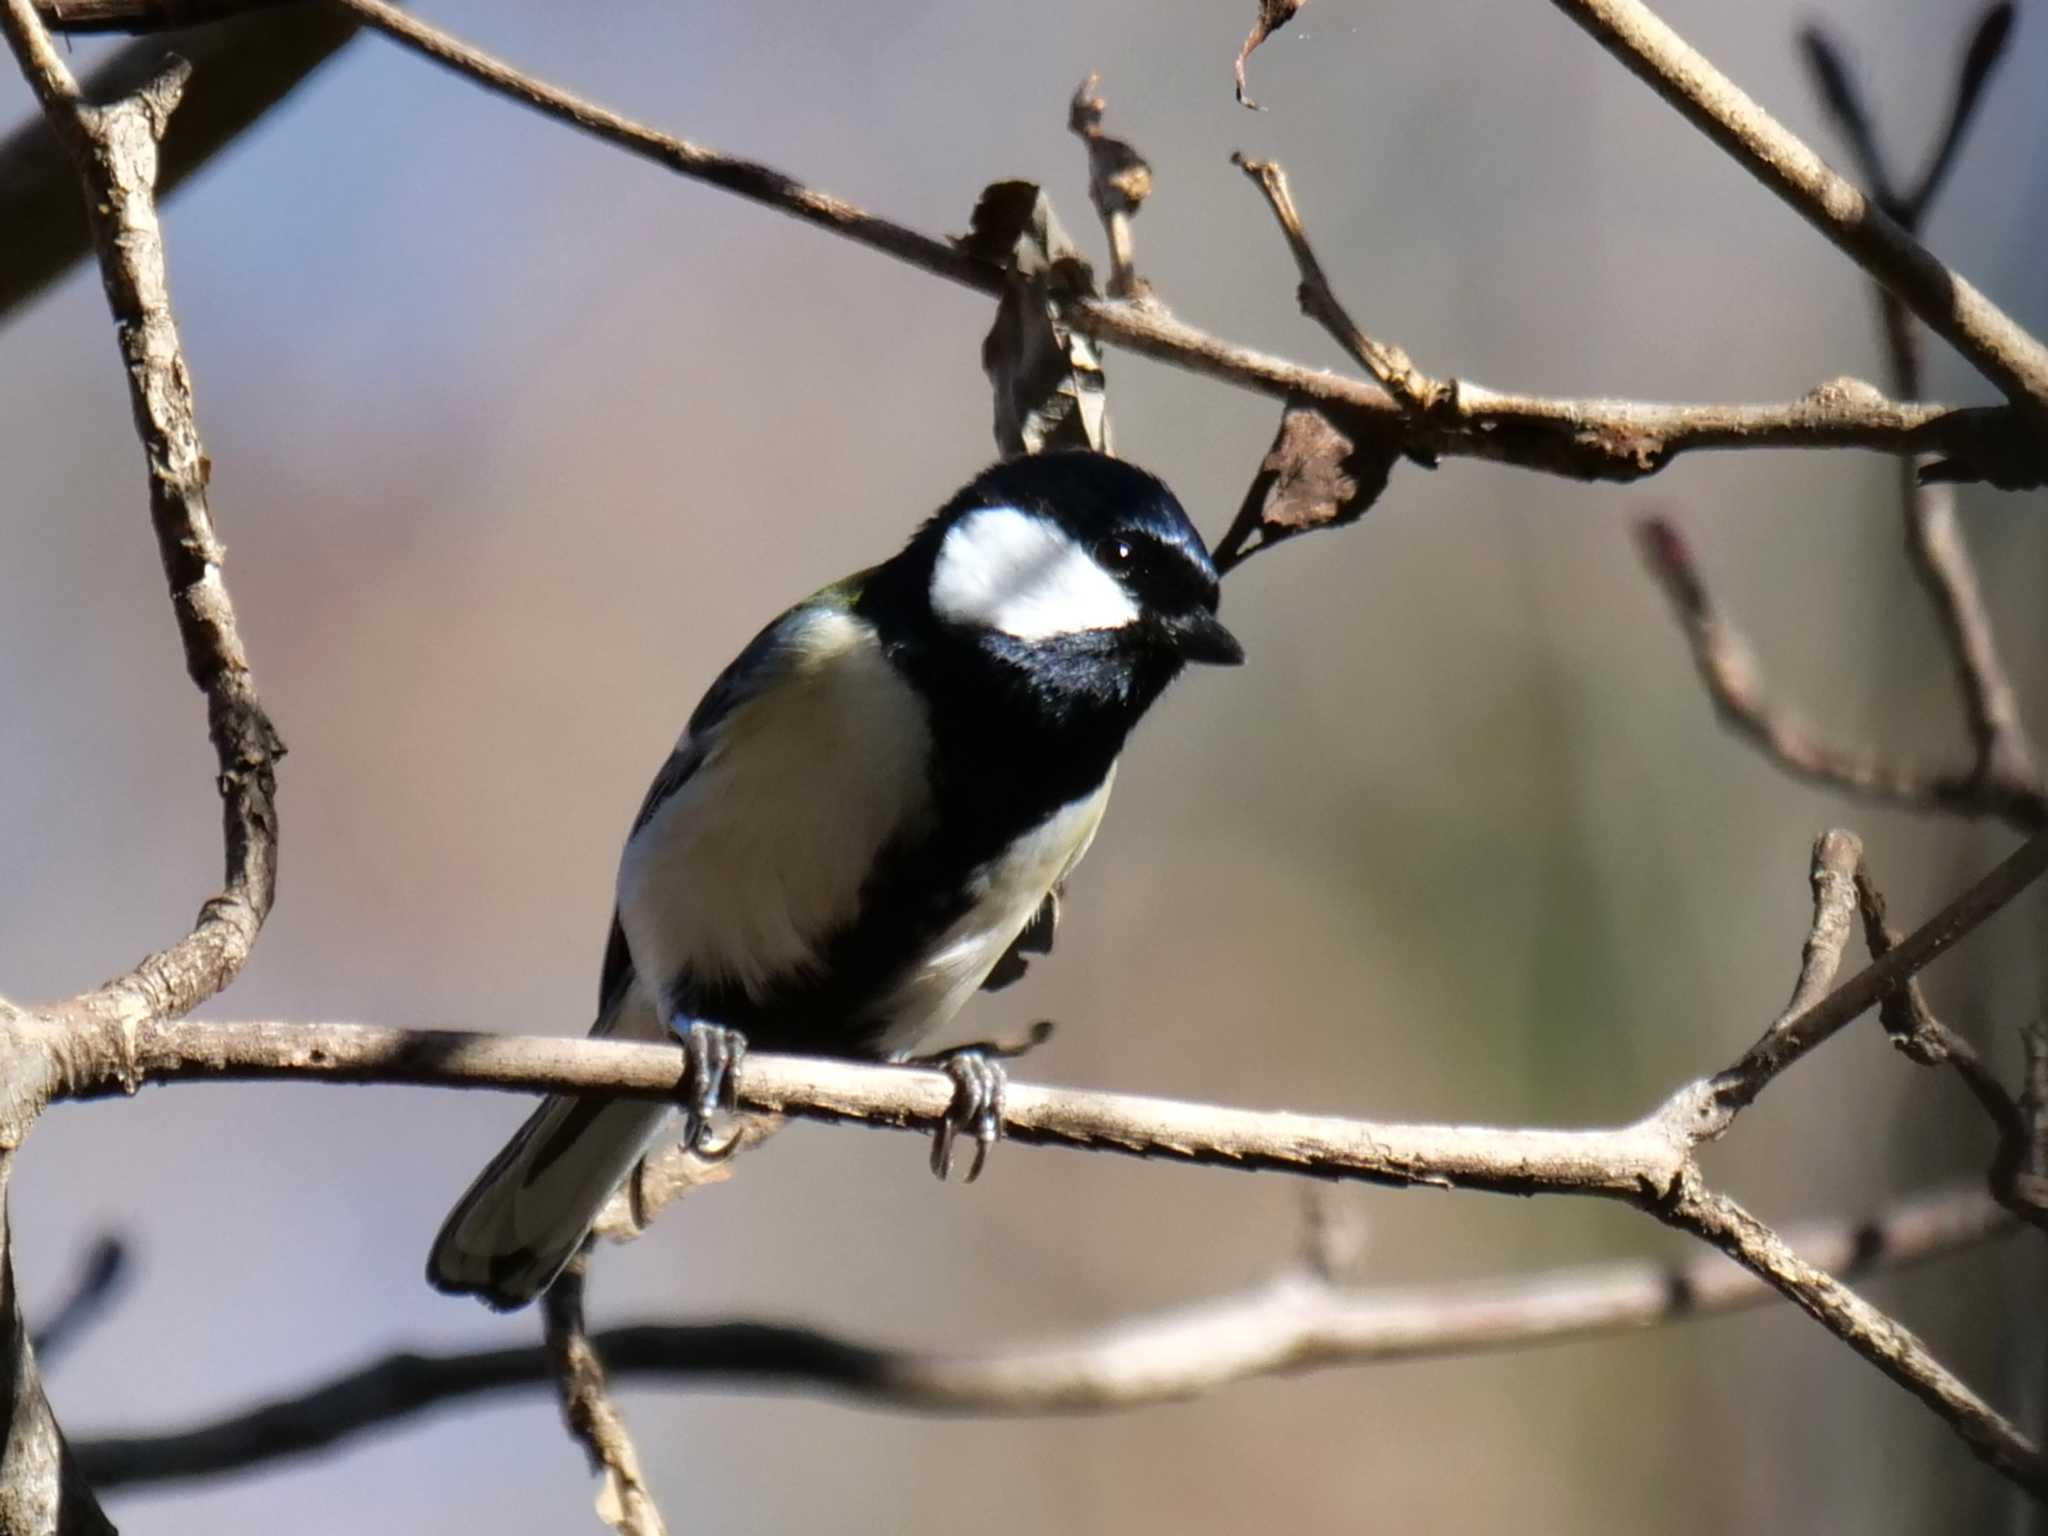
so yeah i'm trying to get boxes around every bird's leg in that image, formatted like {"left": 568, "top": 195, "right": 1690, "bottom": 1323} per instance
{"left": 930, "top": 1051, "right": 1005, "bottom": 1184}
{"left": 676, "top": 1021, "right": 747, "bottom": 1158}
{"left": 915, "top": 1021, "right": 1052, "bottom": 1182}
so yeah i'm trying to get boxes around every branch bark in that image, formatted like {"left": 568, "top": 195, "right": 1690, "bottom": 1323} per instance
{"left": 69, "top": 1181, "right": 2012, "bottom": 1490}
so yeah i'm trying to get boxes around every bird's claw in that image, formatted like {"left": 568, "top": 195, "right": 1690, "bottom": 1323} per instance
{"left": 931, "top": 1051, "right": 1005, "bottom": 1183}
{"left": 678, "top": 1021, "right": 747, "bottom": 1158}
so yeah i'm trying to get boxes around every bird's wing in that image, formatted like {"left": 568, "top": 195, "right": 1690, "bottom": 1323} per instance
{"left": 979, "top": 886, "right": 1059, "bottom": 992}
{"left": 614, "top": 575, "right": 937, "bottom": 1013}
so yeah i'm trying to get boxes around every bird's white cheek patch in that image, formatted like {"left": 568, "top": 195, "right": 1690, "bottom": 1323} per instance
{"left": 931, "top": 505, "right": 1140, "bottom": 641}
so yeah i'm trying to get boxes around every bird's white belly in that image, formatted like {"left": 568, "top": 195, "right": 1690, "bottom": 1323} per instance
{"left": 616, "top": 610, "right": 934, "bottom": 1003}
{"left": 871, "top": 771, "right": 1114, "bottom": 1055}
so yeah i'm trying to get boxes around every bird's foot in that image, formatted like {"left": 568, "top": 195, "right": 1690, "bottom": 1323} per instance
{"left": 929, "top": 1051, "right": 1006, "bottom": 1184}
{"left": 677, "top": 1021, "right": 747, "bottom": 1158}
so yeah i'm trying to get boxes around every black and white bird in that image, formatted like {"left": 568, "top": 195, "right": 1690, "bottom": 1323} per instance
{"left": 427, "top": 450, "right": 1242, "bottom": 1308}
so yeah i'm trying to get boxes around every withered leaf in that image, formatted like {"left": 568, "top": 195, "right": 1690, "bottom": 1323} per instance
{"left": 959, "top": 180, "right": 1113, "bottom": 459}
{"left": 1218, "top": 394, "right": 1398, "bottom": 569}
{"left": 1236, "top": 0, "right": 1308, "bottom": 110}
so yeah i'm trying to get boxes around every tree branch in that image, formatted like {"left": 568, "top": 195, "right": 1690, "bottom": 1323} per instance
{"left": 0, "top": 4, "right": 359, "bottom": 322}
{"left": 1547, "top": 0, "right": 2048, "bottom": 414}
{"left": 69, "top": 1181, "right": 2012, "bottom": 1490}
{"left": 543, "top": 1255, "right": 668, "bottom": 1536}
{"left": 283, "top": 0, "right": 2046, "bottom": 493}
{"left": 1633, "top": 516, "right": 2047, "bottom": 830}
{"left": 1800, "top": 4, "right": 2041, "bottom": 804}
{"left": 0, "top": 822, "right": 2032, "bottom": 1492}
{"left": 3, "top": 0, "right": 285, "bottom": 1100}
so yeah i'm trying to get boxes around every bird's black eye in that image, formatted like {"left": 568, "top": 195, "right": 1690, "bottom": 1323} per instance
{"left": 1095, "top": 535, "right": 1135, "bottom": 572}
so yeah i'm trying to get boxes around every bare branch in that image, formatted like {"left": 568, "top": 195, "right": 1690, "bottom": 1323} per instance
{"left": 1549, "top": 0, "right": 2048, "bottom": 413}
{"left": 1633, "top": 517, "right": 2046, "bottom": 829}
{"left": 1799, "top": 6, "right": 2041, "bottom": 800}
{"left": 1854, "top": 865, "right": 2048, "bottom": 1234}
{"left": 1067, "top": 75, "right": 1152, "bottom": 301}
{"left": 1705, "top": 829, "right": 2048, "bottom": 1123}
{"left": 70, "top": 1182, "right": 2011, "bottom": 1490}
{"left": 298, "top": 0, "right": 2044, "bottom": 492}
{"left": 543, "top": 1256, "right": 668, "bottom": 1536}
{"left": 3, "top": 0, "right": 285, "bottom": 1074}
{"left": 1231, "top": 154, "right": 1441, "bottom": 414}
{"left": 0, "top": 5, "right": 359, "bottom": 321}
{"left": 1665, "top": 1172, "right": 2043, "bottom": 1496}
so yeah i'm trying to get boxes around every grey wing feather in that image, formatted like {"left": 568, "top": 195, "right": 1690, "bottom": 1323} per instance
{"left": 980, "top": 887, "right": 1060, "bottom": 992}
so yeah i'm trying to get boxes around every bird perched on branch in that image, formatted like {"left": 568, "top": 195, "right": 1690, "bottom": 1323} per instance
{"left": 428, "top": 450, "right": 1243, "bottom": 1309}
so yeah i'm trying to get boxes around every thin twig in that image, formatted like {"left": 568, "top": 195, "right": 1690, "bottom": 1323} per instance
{"left": 274, "top": 0, "right": 2045, "bottom": 492}
{"left": 543, "top": 1254, "right": 668, "bottom": 1536}
{"left": 1854, "top": 864, "right": 2048, "bottom": 1234}
{"left": 1633, "top": 517, "right": 2047, "bottom": 830}
{"left": 1230, "top": 153, "right": 1441, "bottom": 414}
{"left": 1067, "top": 75, "right": 1151, "bottom": 301}
{"left": 69, "top": 1181, "right": 2012, "bottom": 1489}
{"left": 1549, "top": 0, "right": 2048, "bottom": 414}
{"left": 1801, "top": 5, "right": 2041, "bottom": 801}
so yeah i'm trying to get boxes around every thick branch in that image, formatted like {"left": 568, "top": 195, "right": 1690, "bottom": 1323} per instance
{"left": 1549, "top": 0, "right": 2048, "bottom": 414}
{"left": 70, "top": 1182, "right": 2011, "bottom": 1489}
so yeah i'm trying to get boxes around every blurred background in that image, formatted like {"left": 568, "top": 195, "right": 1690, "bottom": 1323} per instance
{"left": 3, "top": 0, "right": 2046, "bottom": 1529}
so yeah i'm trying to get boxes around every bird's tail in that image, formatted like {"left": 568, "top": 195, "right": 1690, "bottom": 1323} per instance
{"left": 426, "top": 988, "right": 671, "bottom": 1310}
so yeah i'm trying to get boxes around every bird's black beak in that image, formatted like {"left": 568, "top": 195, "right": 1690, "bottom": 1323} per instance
{"left": 1166, "top": 608, "right": 1246, "bottom": 667}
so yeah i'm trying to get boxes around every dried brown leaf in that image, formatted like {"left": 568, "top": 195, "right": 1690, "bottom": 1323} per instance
{"left": 1217, "top": 395, "right": 1397, "bottom": 570}
{"left": 1236, "top": 0, "right": 1308, "bottom": 110}
{"left": 959, "top": 180, "right": 1113, "bottom": 458}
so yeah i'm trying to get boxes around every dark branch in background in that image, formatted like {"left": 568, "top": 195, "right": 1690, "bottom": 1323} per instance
{"left": 543, "top": 1255, "right": 668, "bottom": 1536}
{"left": 0, "top": 3, "right": 358, "bottom": 320}
{"left": 71, "top": 1181, "right": 2012, "bottom": 1490}
{"left": 29, "top": 1237, "right": 126, "bottom": 1367}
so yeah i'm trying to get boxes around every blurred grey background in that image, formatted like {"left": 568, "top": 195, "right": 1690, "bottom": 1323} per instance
{"left": 3, "top": 0, "right": 2046, "bottom": 1529}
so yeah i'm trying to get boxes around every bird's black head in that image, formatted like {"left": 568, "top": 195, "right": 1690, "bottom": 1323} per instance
{"left": 857, "top": 450, "right": 1241, "bottom": 833}
{"left": 885, "top": 453, "right": 1243, "bottom": 717}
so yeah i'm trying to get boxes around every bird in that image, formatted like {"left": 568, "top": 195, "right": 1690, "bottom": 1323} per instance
{"left": 427, "top": 449, "right": 1243, "bottom": 1309}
